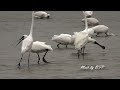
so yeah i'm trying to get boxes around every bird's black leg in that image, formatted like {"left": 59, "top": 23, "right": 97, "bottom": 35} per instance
{"left": 105, "top": 32, "right": 108, "bottom": 37}
{"left": 78, "top": 50, "right": 81, "bottom": 59}
{"left": 81, "top": 48, "right": 83, "bottom": 54}
{"left": 37, "top": 53, "right": 40, "bottom": 64}
{"left": 82, "top": 47, "right": 85, "bottom": 56}
{"left": 57, "top": 43, "right": 61, "bottom": 48}
{"left": 18, "top": 54, "right": 23, "bottom": 67}
{"left": 66, "top": 45, "right": 68, "bottom": 48}
{"left": 96, "top": 33, "right": 100, "bottom": 37}
{"left": 28, "top": 52, "right": 30, "bottom": 67}
{"left": 42, "top": 50, "right": 49, "bottom": 63}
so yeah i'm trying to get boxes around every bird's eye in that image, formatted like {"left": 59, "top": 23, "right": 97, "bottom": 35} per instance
{"left": 21, "top": 36, "right": 25, "bottom": 40}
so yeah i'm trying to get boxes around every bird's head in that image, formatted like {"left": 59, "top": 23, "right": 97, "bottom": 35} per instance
{"left": 16, "top": 35, "right": 28, "bottom": 46}
{"left": 47, "top": 14, "right": 50, "bottom": 18}
{"left": 86, "top": 15, "right": 92, "bottom": 18}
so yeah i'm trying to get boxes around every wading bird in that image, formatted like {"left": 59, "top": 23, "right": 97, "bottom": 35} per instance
{"left": 17, "top": 35, "right": 53, "bottom": 64}
{"left": 34, "top": 11, "right": 50, "bottom": 19}
{"left": 52, "top": 34, "right": 75, "bottom": 48}
{"left": 91, "top": 25, "right": 110, "bottom": 36}
{"left": 84, "top": 11, "right": 93, "bottom": 18}
{"left": 17, "top": 11, "right": 34, "bottom": 67}
{"left": 82, "top": 18, "right": 99, "bottom": 26}
{"left": 74, "top": 32, "right": 105, "bottom": 58}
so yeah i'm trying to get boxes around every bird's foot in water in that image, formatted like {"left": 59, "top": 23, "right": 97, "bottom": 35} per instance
{"left": 37, "top": 61, "right": 40, "bottom": 64}
{"left": 43, "top": 58, "right": 49, "bottom": 63}
{"left": 37, "top": 59, "right": 41, "bottom": 64}
{"left": 17, "top": 63, "right": 21, "bottom": 69}
{"left": 81, "top": 53, "right": 85, "bottom": 56}
{"left": 18, "top": 63, "right": 20, "bottom": 66}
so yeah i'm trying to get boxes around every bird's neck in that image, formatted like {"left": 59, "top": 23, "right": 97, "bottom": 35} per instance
{"left": 84, "top": 11, "right": 88, "bottom": 30}
{"left": 29, "top": 11, "right": 34, "bottom": 36}
{"left": 30, "top": 24, "right": 33, "bottom": 36}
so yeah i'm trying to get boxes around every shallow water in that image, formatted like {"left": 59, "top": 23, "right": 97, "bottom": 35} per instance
{"left": 0, "top": 11, "right": 120, "bottom": 79}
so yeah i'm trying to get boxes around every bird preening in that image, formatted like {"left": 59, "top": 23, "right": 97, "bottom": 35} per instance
{"left": 34, "top": 11, "right": 50, "bottom": 19}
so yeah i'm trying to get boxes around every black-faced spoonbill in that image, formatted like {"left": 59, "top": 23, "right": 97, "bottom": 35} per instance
{"left": 74, "top": 32, "right": 105, "bottom": 58}
{"left": 84, "top": 11, "right": 93, "bottom": 18}
{"left": 91, "top": 25, "right": 110, "bottom": 36}
{"left": 82, "top": 18, "right": 99, "bottom": 26}
{"left": 17, "top": 35, "right": 53, "bottom": 64}
{"left": 17, "top": 11, "right": 34, "bottom": 67}
{"left": 52, "top": 34, "right": 75, "bottom": 48}
{"left": 34, "top": 11, "right": 50, "bottom": 19}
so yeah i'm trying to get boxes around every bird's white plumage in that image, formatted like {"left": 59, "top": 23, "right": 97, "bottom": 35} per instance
{"left": 21, "top": 12, "right": 34, "bottom": 54}
{"left": 34, "top": 11, "right": 50, "bottom": 18}
{"left": 84, "top": 11, "right": 93, "bottom": 18}
{"left": 74, "top": 11, "right": 95, "bottom": 51}
{"left": 74, "top": 32, "right": 89, "bottom": 50}
{"left": 17, "top": 11, "right": 35, "bottom": 67}
{"left": 82, "top": 18, "right": 99, "bottom": 26}
{"left": 52, "top": 34, "right": 73, "bottom": 45}
{"left": 31, "top": 41, "right": 53, "bottom": 53}
{"left": 81, "top": 11, "right": 95, "bottom": 37}
{"left": 82, "top": 28, "right": 95, "bottom": 37}
{"left": 21, "top": 35, "right": 33, "bottom": 54}
{"left": 74, "top": 32, "right": 96, "bottom": 44}
{"left": 22, "top": 36, "right": 53, "bottom": 53}
{"left": 91, "top": 25, "right": 109, "bottom": 34}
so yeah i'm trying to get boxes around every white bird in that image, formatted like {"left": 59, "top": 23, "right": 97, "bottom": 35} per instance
{"left": 74, "top": 32, "right": 89, "bottom": 58}
{"left": 84, "top": 11, "right": 93, "bottom": 18}
{"left": 34, "top": 11, "right": 50, "bottom": 19}
{"left": 74, "top": 11, "right": 105, "bottom": 58}
{"left": 91, "top": 25, "right": 110, "bottom": 36}
{"left": 17, "top": 11, "right": 34, "bottom": 67}
{"left": 17, "top": 35, "right": 53, "bottom": 64}
{"left": 74, "top": 31, "right": 105, "bottom": 58}
{"left": 52, "top": 34, "right": 75, "bottom": 48}
{"left": 82, "top": 18, "right": 99, "bottom": 26}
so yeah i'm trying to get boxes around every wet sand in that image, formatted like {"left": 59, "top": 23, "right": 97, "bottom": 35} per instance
{"left": 0, "top": 11, "right": 120, "bottom": 79}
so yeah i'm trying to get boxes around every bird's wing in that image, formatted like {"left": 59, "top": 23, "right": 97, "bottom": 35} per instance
{"left": 21, "top": 38, "right": 33, "bottom": 53}
{"left": 52, "top": 34, "right": 71, "bottom": 44}
{"left": 60, "top": 34, "right": 72, "bottom": 37}
{"left": 88, "top": 18, "right": 99, "bottom": 23}
{"left": 85, "top": 11, "right": 93, "bottom": 16}
{"left": 34, "top": 11, "right": 46, "bottom": 17}
{"left": 52, "top": 35, "right": 59, "bottom": 40}
{"left": 74, "top": 32, "right": 89, "bottom": 50}
{"left": 35, "top": 41, "right": 46, "bottom": 44}
{"left": 32, "top": 41, "right": 53, "bottom": 51}
{"left": 54, "top": 34, "right": 71, "bottom": 44}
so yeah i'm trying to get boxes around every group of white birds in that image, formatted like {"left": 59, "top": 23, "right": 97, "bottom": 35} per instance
{"left": 16, "top": 11, "right": 115, "bottom": 68}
